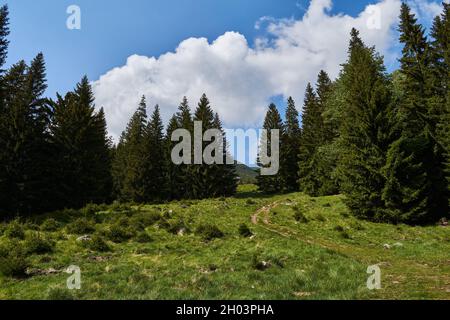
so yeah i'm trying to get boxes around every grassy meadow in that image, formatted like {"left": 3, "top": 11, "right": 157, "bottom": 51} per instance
{"left": 0, "top": 185, "right": 449, "bottom": 300}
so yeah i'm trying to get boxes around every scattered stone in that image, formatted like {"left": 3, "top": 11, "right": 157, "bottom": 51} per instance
{"left": 76, "top": 235, "right": 91, "bottom": 242}
{"left": 177, "top": 228, "right": 186, "bottom": 236}
{"left": 393, "top": 242, "right": 404, "bottom": 248}
{"left": 294, "top": 291, "right": 312, "bottom": 297}
{"left": 383, "top": 244, "right": 391, "bottom": 250}
{"left": 440, "top": 218, "right": 448, "bottom": 227}
{"left": 26, "top": 268, "right": 60, "bottom": 276}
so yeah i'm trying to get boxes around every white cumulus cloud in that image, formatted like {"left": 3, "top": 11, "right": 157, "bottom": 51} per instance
{"left": 92, "top": 0, "right": 444, "bottom": 142}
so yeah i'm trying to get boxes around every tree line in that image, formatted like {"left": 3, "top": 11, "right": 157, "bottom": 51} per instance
{"left": 0, "top": 3, "right": 448, "bottom": 225}
{"left": 0, "top": 4, "right": 236, "bottom": 218}
{"left": 257, "top": 3, "right": 449, "bottom": 224}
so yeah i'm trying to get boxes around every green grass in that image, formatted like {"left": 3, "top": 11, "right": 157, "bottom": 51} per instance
{"left": 0, "top": 185, "right": 448, "bottom": 300}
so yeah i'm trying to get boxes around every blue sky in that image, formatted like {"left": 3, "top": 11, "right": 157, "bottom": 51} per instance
{"left": 6, "top": 0, "right": 371, "bottom": 97}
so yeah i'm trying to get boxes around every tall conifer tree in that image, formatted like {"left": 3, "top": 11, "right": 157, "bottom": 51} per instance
{"left": 383, "top": 4, "right": 448, "bottom": 223}
{"left": 257, "top": 103, "right": 284, "bottom": 193}
{"left": 338, "top": 28, "right": 395, "bottom": 221}
{"left": 52, "top": 76, "right": 112, "bottom": 208}
{"left": 281, "top": 97, "right": 301, "bottom": 192}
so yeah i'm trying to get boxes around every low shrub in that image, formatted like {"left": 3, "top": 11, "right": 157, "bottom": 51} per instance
{"left": 0, "top": 241, "right": 30, "bottom": 278}
{"left": 129, "top": 212, "right": 161, "bottom": 231}
{"left": 238, "top": 224, "right": 253, "bottom": 237}
{"left": 82, "top": 234, "right": 111, "bottom": 252}
{"left": 134, "top": 231, "right": 153, "bottom": 243}
{"left": 195, "top": 224, "right": 224, "bottom": 241}
{"left": 24, "top": 233, "right": 55, "bottom": 255}
{"left": 40, "top": 218, "right": 61, "bottom": 232}
{"left": 246, "top": 199, "right": 256, "bottom": 205}
{"left": 4, "top": 219, "right": 26, "bottom": 240}
{"left": 105, "top": 223, "right": 135, "bottom": 243}
{"left": 294, "top": 212, "right": 309, "bottom": 223}
{"left": 66, "top": 218, "right": 96, "bottom": 235}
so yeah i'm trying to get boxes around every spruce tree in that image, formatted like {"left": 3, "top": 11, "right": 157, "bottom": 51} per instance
{"left": 281, "top": 97, "right": 301, "bottom": 192}
{"left": 211, "top": 112, "right": 238, "bottom": 197}
{"left": 338, "top": 28, "right": 395, "bottom": 222}
{"left": 191, "top": 94, "right": 217, "bottom": 199}
{"left": 0, "top": 55, "right": 55, "bottom": 215}
{"left": 430, "top": 3, "right": 450, "bottom": 198}
{"left": 298, "top": 83, "right": 322, "bottom": 196}
{"left": 175, "top": 97, "right": 194, "bottom": 198}
{"left": 51, "top": 76, "right": 112, "bottom": 208}
{"left": 166, "top": 114, "right": 183, "bottom": 200}
{"left": 257, "top": 103, "right": 284, "bottom": 193}
{"left": 142, "top": 105, "right": 167, "bottom": 201}
{"left": 383, "top": 4, "right": 448, "bottom": 223}
{"left": 112, "top": 96, "right": 148, "bottom": 202}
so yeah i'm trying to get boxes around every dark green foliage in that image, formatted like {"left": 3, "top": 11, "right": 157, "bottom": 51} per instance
{"left": 189, "top": 94, "right": 237, "bottom": 199}
{"left": 51, "top": 76, "right": 112, "bottom": 209}
{"left": 293, "top": 206, "right": 309, "bottom": 223}
{"left": 82, "top": 234, "right": 110, "bottom": 252}
{"left": 66, "top": 217, "right": 96, "bottom": 235}
{"left": 4, "top": 219, "right": 25, "bottom": 239}
{"left": 238, "top": 223, "right": 253, "bottom": 237}
{"left": 0, "top": 53, "right": 56, "bottom": 216}
{"left": 195, "top": 223, "right": 224, "bottom": 241}
{"left": 0, "top": 240, "right": 30, "bottom": 278}
{"left": 40, "top": 218, "right": 61, "bottom": 232}
{"left": 280, "top": 97, "right": 301, "bottom": 192}
{"left": 112, "top": 96, "right": 148, "bottom": 203}
{"left": 257, "top": 103, "right": 284, "bottom": 193}
{"left": 382, "top": 4, "right": 449, "bottom": 224}
{"left": 105, "top": 219, "right": 135, "bottom": 243}
{"left": 129, "top": 211, "right": 161, "bottom": 231}
{"left": 337, "top": 29, "right": 395, "bottom": 222}
{"left": 142, "top": 105, "right": 168, "bottom": 201}
{"left": 299, "top": 71, "right": 339, "bottom": 196}
{"left": 298, "top": 83, "right": 322, "bottom": 195}
{"left": 166, "top": 97, "right": 194, "bottom": 200}
{"left": 24, "top": 232, "right": 55, "bottom": 254}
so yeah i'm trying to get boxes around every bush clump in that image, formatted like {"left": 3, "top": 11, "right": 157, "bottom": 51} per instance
{"left": 4, "top": 220, "right": 26, "bottom": 239}
{"left": 66, "top": 218, "right": 96, "bottom": 235}
{"left": 238, "top": 224, "right": 253, "bottom": 237}
{"left": 105, "top": 223, "right": 135, "bottom": 243}
{"left": 134, "top": 231, "right": 153, "bottom": 243}
{"left": 293, "top": 206, "right": 309, "bottom": 223}
{"left": 195, "top": 224, "right": 224, "bottom": 241}
{"left": 81, "top": 203, "right": 108, "bottom": 216}
{"left": 24, "top": 233, "right": 55, "bottom": 255}
{"left": 40, "top": 218, "right": 61, "bottom": 232}
{"left": 129, "top": 212, "right": 161, "bottom": 231}
{"left": 0, "top": 241, "right": 30, "bottom": 278}
{"left": 82, "top": 234, "right": 111, "bottom": 252}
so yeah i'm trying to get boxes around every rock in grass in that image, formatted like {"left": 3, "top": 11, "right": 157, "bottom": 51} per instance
{"left": 76, "top": 235, "right": 91, "bottom": 242}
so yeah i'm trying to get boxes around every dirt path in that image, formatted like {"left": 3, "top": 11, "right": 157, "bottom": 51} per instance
{"left": 250, "top": 201, "right": 450, "bottom": 299}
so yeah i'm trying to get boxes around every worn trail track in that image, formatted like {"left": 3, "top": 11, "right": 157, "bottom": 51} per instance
{"left": 250, "top": 200, "right": 450, "bottom": 299}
